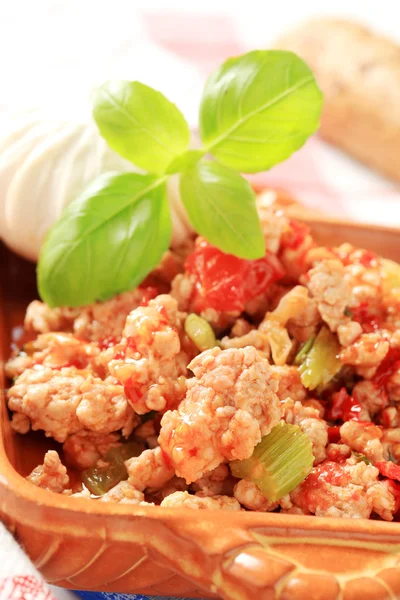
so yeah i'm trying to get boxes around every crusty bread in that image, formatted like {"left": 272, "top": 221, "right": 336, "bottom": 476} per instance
{"left": 276, "top": 19, "right": 400, "bottom": 182}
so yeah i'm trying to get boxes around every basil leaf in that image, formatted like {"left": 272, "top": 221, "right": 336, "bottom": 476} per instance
{"left": 200, "top": 50, "right": 322, "bottom": 173}
{"left": 93, "top": 81, "right": 190, "bottom": 174}
{"left": 38, "top": 172, "right": 171, "bottom": 307}
{"left": 180, "top": 160, "right": 264, "bottom": 259}
{"left": 166, "top": 149, "right": 205, "bottom": 174}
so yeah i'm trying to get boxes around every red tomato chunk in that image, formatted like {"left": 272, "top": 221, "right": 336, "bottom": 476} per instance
{"left": 185, "top": 238, "right": 284, "bottom": 313}
{"left": 326, "top": 388, "right": 362, "bottom": 422}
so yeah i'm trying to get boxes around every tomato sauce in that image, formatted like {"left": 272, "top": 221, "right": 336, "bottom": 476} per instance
{"left": 376, "top": 461, "right": 400, "bottom": 482}
{"left": 326, "top": 388, "right": 362, "bottom": 422}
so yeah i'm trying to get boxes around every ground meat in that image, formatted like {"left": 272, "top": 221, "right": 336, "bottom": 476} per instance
{"left": 366, "top": 481, "right": 397, "bottom": 521}
{"left": 102, "top": 295, "right": 188, "bottom": 414}
{"left": 220, "top": 330, "right": 270, "bottom": 356}
{"left": 280, "top": 233, "right": 316, "bottom": 282}
{"left": 245, "top": 284, "right": 287, "bottom": 321}
{"left": 150, "top": 241, "right": 194, "bottom": 286}
{"left": 287, "top": 297, "right": 321, "bottom": 342}
{"left": 290, "top": 459, "right": 382, "bottom": 519}
{"left": 77, "top": 375, "right": 137, "bottom": 436}
{"left": 134, "top": 419, "right": 158, "bottom": 448}
{"left": 63, "top": 431, "right": 121, "bottom": 470}
{"left": 159, "top": 346, "right": 282, "bottom": 483}
{"left": 25, "top": 289, "right": 145, "bottom": 342}
{"left": 156, "top": 476, "right": 189, "bottom": 501}
{"left": 256, "top": 202, "right": 289, "bottom": 254}
{"left": 340, "top": 421, "right": 384, "bottom": 463}
{"left": 24, "top": 301, "right": 79, "bottom": 335}
{"left": 380, "top": 406, "right": 400, "bottom": 428}
{"left": 353, "top": 380, "right": 388, "bottom": 416}
{"left": 11, "top": 413, "right": 31, "bottom": 434}
{"left": 99, "top": 481, "right": 151, "bottom": 505}
{"left": 340, "top": 333, "right": 389, "bottom": 369}
{"left": 337, "top": 321, "right": 363, "bottom": 347}
{"left": 27, "top": 450, "right": 69, "bottom": 493}
{"left": 306, "top": 259, "right": 352, "bottom": 332}
{"left": 269, "top": 366, "right": 307, "bottom": 402}
{"left": 191, "top": 464, "right": 231, "bottom": 497}
{"left": 282, "top": 398, "right": 328, "bottom": 464}
{"left": 7, "top": 367, "right": 136, "bottom": 442}
{"left": 230, "top": 319, "right": 254, "bottom": 337}
{"left": 382, "top": 428, "right": 400, "bottom": 463}
{"left": 126, "top": 447, "right": 174, "bottom": 492}
{"left": 343, "top": 256, "right": 382, "bottom": 307}
{"left": 326, "top": 443, "right": 351, "bottom": 462}
{"left": 387, "top": 367, "right": 400, "bottom": 402}
{"left": 300, "top": 418, "right": 329, "bottom": 465}
{"left": 233, "top": 480, "right": 278, "bottom": 512}
{"left": 5, "top": 333, "right": 101, "bottom": 380}
{"left": 160, "top": 491, "right": 241, "bottom": 511}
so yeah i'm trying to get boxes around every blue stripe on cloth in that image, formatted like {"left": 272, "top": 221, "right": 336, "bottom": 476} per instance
{"left": 73, "top": 593, "right": 209, "bottom": 600}
{"left": 73, "top": 593, "right": 149, "bottom": 600}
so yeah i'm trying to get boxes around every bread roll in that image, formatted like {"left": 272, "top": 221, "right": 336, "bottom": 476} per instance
{"left": 276, "top": 19, "right": 400, "bottom": 182}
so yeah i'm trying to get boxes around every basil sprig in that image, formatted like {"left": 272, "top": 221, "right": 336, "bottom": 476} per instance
{"left": 38, "top": 50, "right": 322, "bottom": 307}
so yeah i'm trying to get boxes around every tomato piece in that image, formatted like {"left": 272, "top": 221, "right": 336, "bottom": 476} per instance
{"left": 358, "top": 250, "right": 378, "bottom": 268}
{"left": 185, "top": 238, "right": 284, "bottom": 313}
{"left": 388, "top": 480, "right": 400, "bottom": 516}
{"left": 124, "top": 377, "right": 143, "bottom": 406}
{"left": 326, "top": 387, "right": 362, "bottom": 422}
{"left": 373, "top": 348, "right": 400, "bottom": 389}
{"left": 376, "top": 461, "right": 400, "bottom": 482}
{"left": 98, "top": 336, "right": 117, "bottom": 350}
{"left": 334, "top": 247, "right": 378, "bottom": 268}
{"left": 327, "top": 426, "right": 341, "bottom": 443}
{"left": 139, "top": 286, "right": 159, "bottom": 306}
{"left": 280, "top": 219, "right": 310, "bottom": 250}
{"left": 351, "top": 302, "right": 383, "bottom": 333}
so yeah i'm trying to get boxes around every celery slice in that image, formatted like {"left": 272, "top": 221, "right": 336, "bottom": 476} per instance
{"left": 184, "top": 313, "right": 216, "bottom": 352}
{"left": 381, "top": 258, "right": 400, "bottom": 295}
{"left": 230, "top": 421, "right": 313, "bottom": 502}
{"left": 82, "top": 441, "right": 143, "bottom": 496}
{"left": 298, "top": 326, "right": 341, "bottom": 390}
{"left": 294, "top": 335, "right": 315, "bottom": 366}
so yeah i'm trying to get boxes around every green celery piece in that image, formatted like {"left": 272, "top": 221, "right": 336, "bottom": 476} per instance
{"left": 293, "top": 335, "right": 315, "bottom": 366}
{"left": 230, "top": 421, "right": 313, "bottom": 502}
{"left": 381, "top": 258, "right": 400, "bottom": 294}
{"left": 299, "top": 326, "right": 341, "bottom": 390}
{"left": 352, "top": 452, "right": 371, "bottom": 465}
{"left": 184, "top": 313, "right": 217, "bottom": 352}
{"left": 82, "top": 441, "right": 143, "bottom": 496}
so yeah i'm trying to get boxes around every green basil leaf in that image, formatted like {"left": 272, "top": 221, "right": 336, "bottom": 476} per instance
{"left": 200, "top": 50, "right": 322, "bottom": 173}
{"left": 180, "top": 160, "right": 264, "bottom": 259}
{"left": 38, "top": 172, "right": 171, "bottom": 307}
{"left": 166, "top": 149, "right": 205, "bottom": 174}
{"left": 93, "top": 81, "right": 190, "bottom": 174}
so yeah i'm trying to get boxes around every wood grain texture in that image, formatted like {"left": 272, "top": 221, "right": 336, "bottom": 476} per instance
{"left": 1, "top": 218, "right": 400, "bottom": 600}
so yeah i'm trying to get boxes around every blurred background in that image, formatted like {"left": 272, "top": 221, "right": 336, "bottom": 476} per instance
{"left": 1, "top": 0, "right": 400, "bottom": 245}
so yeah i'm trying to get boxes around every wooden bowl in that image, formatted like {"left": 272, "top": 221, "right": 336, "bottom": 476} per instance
{"left": 2, "top": 219, "right": 400, "bottom": 600}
